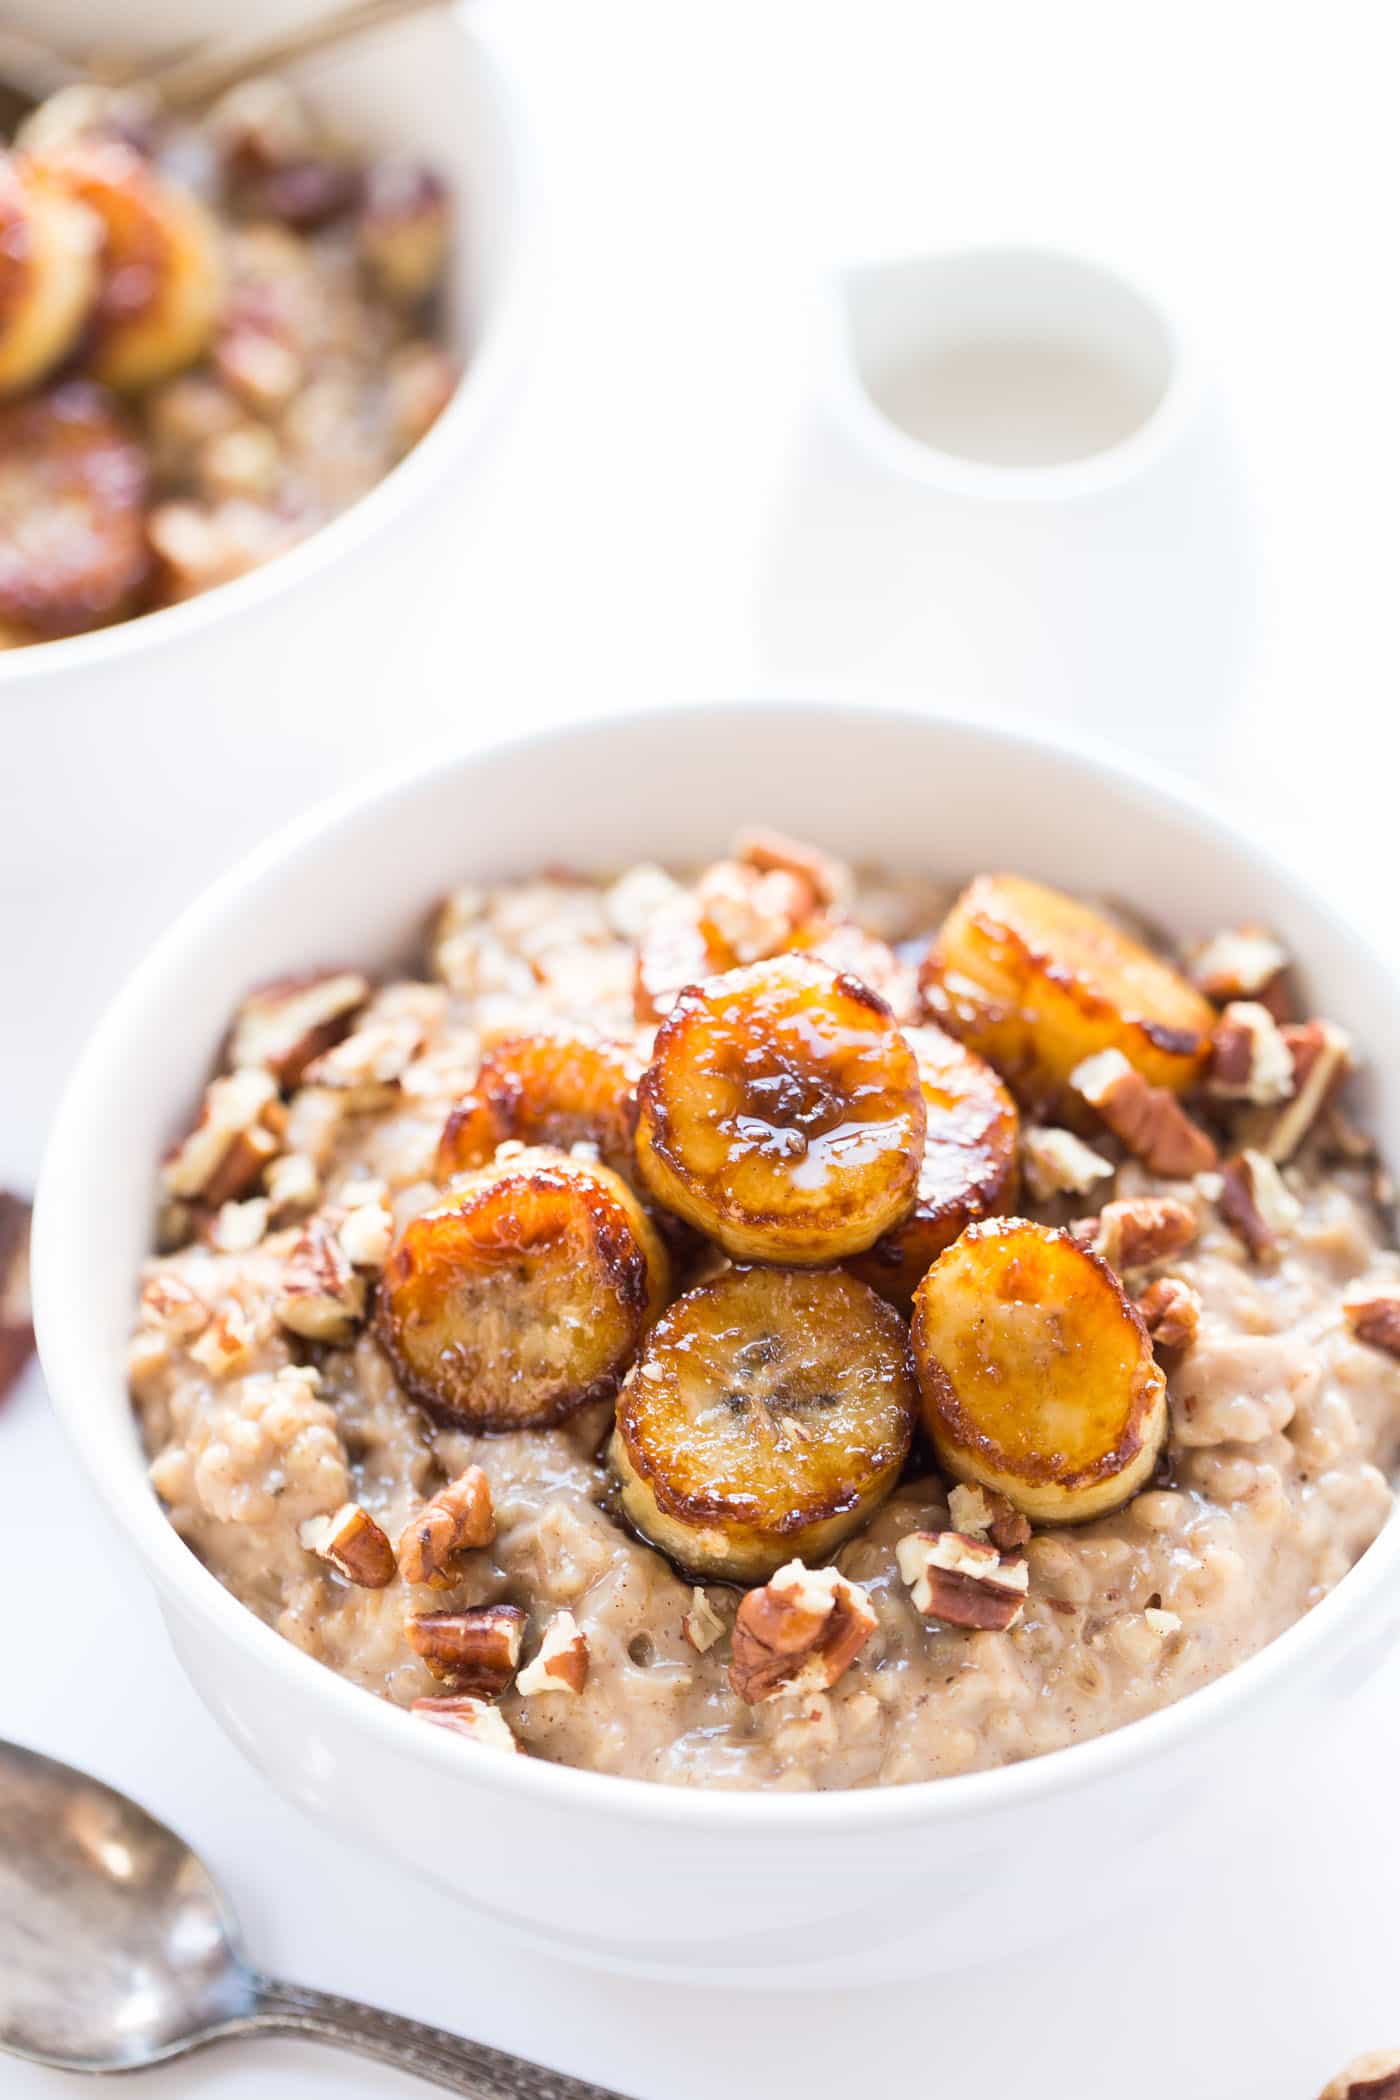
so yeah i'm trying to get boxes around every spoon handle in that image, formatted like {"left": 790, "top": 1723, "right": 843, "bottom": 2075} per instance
{"left": 243, "top": 1976, "right": 635, "bottom": 2100}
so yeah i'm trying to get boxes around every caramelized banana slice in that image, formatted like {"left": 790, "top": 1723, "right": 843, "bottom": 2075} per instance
{"left": 376, "top": 1147, "right": 670, "bottom": 1430}
{"left": 435, "top": 1032, "right": 640, "bottom": 1182}
{"left": 635, "top": 954, "right": 925, "bottom": 1264}
{"left": 37, "top": 143, "right": 221, "bottom": 389}
{"left": 922, "top": 873, "right": 1214, "bottom": 1108}
{"left": 850, "top": 1024, "right": 1020, "bottom": 1304}
{"left": 0, "top": 157, "right": 100, "bottom": 396}
{"left": 911, "top": 1217, "right": 1166, "bottom": 1524}
{"left": 0, "top": 380, "right": 148, "bottom": 636}
{"left": 611, "top": 1265, "right": 916, "bottom": 1582}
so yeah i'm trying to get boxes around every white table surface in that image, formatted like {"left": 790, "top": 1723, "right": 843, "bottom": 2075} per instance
{"left": 6, "top": 3, "right": 1400, "bottom": 2094}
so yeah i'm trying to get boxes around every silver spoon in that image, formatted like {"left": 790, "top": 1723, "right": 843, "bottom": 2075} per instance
{"left": 0, "top": 1738, "right": 634, "bottom": 2097}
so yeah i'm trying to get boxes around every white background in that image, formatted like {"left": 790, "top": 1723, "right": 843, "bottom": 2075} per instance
{"left": 6, "top": 3, "right": 1400, "bottom": 2094}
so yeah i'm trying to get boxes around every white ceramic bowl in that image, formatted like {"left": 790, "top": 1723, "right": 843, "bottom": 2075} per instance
{"left": 33, "top": 701, "right": 1400, "bottom": 1988}
{"left": 0, "top": 0, "right": 536, "bottom": 1184}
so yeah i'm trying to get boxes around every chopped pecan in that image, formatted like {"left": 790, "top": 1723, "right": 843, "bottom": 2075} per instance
{"left": 696, "top": 857, "right": 816, "bottom": 965}
{"left": 210, "top": 1197, "right": 269, "bottom": 1253}
{"left": 230, "top": 969, "right": 370, "bottom": 1089}
{"left": 275, "top": 1216, "right": 366, "bottom": 1342}
{"left": 1073, "top": 1195, "right": 1198, "bottom": 1271}
{"left": 1070, "top": 1050, "right": 1218, "bottom": 1178}
{"left": 682, "top": 1587, "right": 727, "bottom": 1653}
{"left": 1205, "top": 1001, "right": 1295, "bottom": 1104}
{"left": 188, "top": 1301, "right": 257, "bottom": 1379}
{"left": 1217, "top": 1150, "right": 1300, "bottom": 1262}
{"left": 1344, "top": 1294, "right": 1400, "bottom": 1359}
{"left": 1137, "top": 1275, "right": 1202, "bottom": 1352}
{"left": 1261, "top": 1020, "right": 1353, "bottom": 1162}
{"left": 516, "top": 1610, "right": 589, "bottom": 1695}
{"left": 0, "top": 1192, "right": 34, "bottom": 1404}
{"left": 1021, "top": 1125, "right": 1114, "bottom": 1202}
{"left": 732, "top": 827, "right": 852, "bottom": 911}
{"left": 303, "top": 1010, "right": 425, "bottom": 1097}
{"left": 397, "top": 1467, "right": 495, "bottom": 1587}
{"left": 895, "top": 1530, "right": 1029, "bottom": 1631}
{"left": 947, "top": 1483, "right": 1031, "bottom": 1553}
{"left": 335, "top": 1182, "right": 394, "bottom": 1270}
{"left": 1319, "top": 2050, "right": 1400, "bottom": 2100}
{"left": 299, "top": 1502, "right": 396, "bottom": 1588}
{"left": 139, "top": 1272, "right": 211, "bottom": 1343}
{"left": 411, "top": 1696, "right": 519, "bottom": 1752}
{"left": 1186, "top": 925, "right": 1291, "bottom": 1017}
{"left": 728, "top": 1562, "right": 876, "bottom": 1704}
{"left": 162, "top": 1069, "right": 284, "bottom": 1206}
{"left": 264, "top": 1150, "right": 320, "bottom": 1220}
{"left": 406, "top": 1603, "right": 526, "bottom": 1692}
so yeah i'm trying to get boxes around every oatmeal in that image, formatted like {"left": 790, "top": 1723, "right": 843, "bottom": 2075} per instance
{"left": 128, "top": 841, "right": 1400, "bottom": 1789}
{"left": 0, "top": 77, "right": 455, "bottom": 646}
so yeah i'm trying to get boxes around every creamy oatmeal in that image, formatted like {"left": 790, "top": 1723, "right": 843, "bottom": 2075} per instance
{"left": 128, "top": 837, "right": 1400, "bottom": 1789}
{"left": 0, "top": 77, "right": 455, "bottom": 645}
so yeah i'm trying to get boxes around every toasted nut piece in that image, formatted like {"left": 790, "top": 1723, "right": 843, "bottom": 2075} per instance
{"left": 435, "top": 1031, "right": 641, "bottom": 1183}
{"left": 947, "top": 1483, "right": 1031, "bottom": 1553}
{"left": 1318, "top": 2051, "right": 1400, "bottom": 2100}
{"left": 1137, "top": 1275, "right": 1202, "bottom": 1353}
{"left": 636, "top": 954, "right": 925, "bottom": 1265}
{"left": 303, "top": 1010, "right": 425, "bottom": 1096}
{"left": 229, "top": 970, "right": 370, "bottom": 1089}
{"left": 411, "top": 1696, "right": 518, "bottom": 1752}
{"left": 1259, "top": 1020, "right": 1353, "bottom": 1163}
{"left": 398, "top": 1466, "right": 495, "bottom": 1587}
{"left": 1021, "top": 1125, "right": 1114, "bottom": 1203}
{"left": 1205, "top": 1001, "right": 1295, "bottom": 1104}
{"left": 849, "top": 1024, "right": 1019, "bottom": 1304}
{"left": 406, "top": 1603, "right": 526, "bottom": 1692}
{"left": 1217, "top": 1150, "right": 1300, "bottom": 1263}
{"left": 611, "top": 1264, "right": 916, "bottom": 1584}
{"left": 335, "top": 1189, "right": 394, "bottom": 1271}
{"left": 1186, "top": 925, "right": 1291, "bottom": 1016}
{"left": 0, "top": 1193, "right": 35, "bottom": 1405}
{"left": 359, "top": 161, "right": 450, "bottom": 303}
{"left": 516, "top": 1611, "right": 589, "bottom": 1696}
{"left": 0, "top": 380, "right": 149, "bottom": 636}
{"left": 162, "top": 1068, "right": 283, "bottom": 1206}
{"left": 733, "top": 827, "right": 852, "bottom": 911}
{"left": 377, "top": 1148, "right": 670, "bottom": 1431}
{"left": 299, "top": 1501, "right": 396, "bottom": 1588}
{"left": 275, "top": 1216, "right": 366, "bottom": 1342}
{"left": 922, "top": 874, "right": 1214, "bottom": 1106}
{"left": 682, "top": 1588, "right": 727, "bottom": 1653}
{"left": 633, "top": 896, "right": 726, "bottom": 1021}
{"left": 188, "top": 1301, "right": 257, "bottom": 1380}
{"left": 1343, "top": 1294, "right": 1400, "bottom": 1359}
{"left": 697, "top": 857, "right": 818, "bottom": 966}
{"left": 0, "top": 157, "right": 100, "bottom": 396}
{"left": 912, "top": 1218, "right": 1168, "bottom": 1525}
{"left": 785, "top": 917, "right": 919, "bottom": 1021}
{"left": 1072, "top": 1049, "right": 1218, "bottom": 1178}
{"left": 139, "top": 1271, "right": 211, "bottom": 1343}
{"left": 895, "top": 1530, "right": 1029, "bottom": 1631}
{"left": 211, "top": 1197, "right": 269, "bottom": 1253}
{"left": 35, "top": 143, "right": 221, "bottom": 389}
{"left": 264, "top": 1151, "right": 320, "bottom": 1220}
{"left": 729, "top": 1561, "right": 876, "bottom": 1703}
{"left": 1072, "top": 1195, "right": 1198, "bottom": 1272}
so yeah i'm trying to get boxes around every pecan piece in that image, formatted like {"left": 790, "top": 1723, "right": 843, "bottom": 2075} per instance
{"left": 946, "top": 1483, "right": 1031, "bottom": 1552}
{"left": 1205, "top": 1001, "right": 1295, "bottom": 1104}
{"left": 1137, "top": 1275, "right": 1202, "bottom": 1352}
{"left": 1072, "top": 1195, "right": 1198, "bottom": 1271}
{"left": 682, "top": 1587, "right": 727, "bottom": 1653}
{"left": 1070, "top": 1050, "right": 1218, "bottom": 1178}
{"left": 406, "top": 1603, "right": 526, "bottom": 1692}
{"left": 1186, "top": 925, "right": 1291, "bottom": 1017}
{"left": 895, "top": 1530, "right": 1029, "bottom": 1631}
{"left": 1261, "top": 1020, "right": 1352, "bottom": 1163}
{"left": 732, "top": 827, "right": 852, "bottom": 911}
{"left": 1319, "top": 2051, "right": 1400, "bottom": 2100}
{"left": 411, "top": 1696, "right": 519, "bottom": 1752}
{"left": 695, "top": 857, "right": 817, "bottom": 965}
{"left": 1217, "top": 1150, "right": 1300, "bottom": 1262}
{"left": 1021, "top": 1124, "right": 1114, "bottom": 1202}
{"left": 139, "top": 1272, "right": 211, "bottom": 1343}
{"left": 0, "top": 1192, "right": 34, "bottom": 1404}
{"left": 397, "top": 1467, "right": 495, "bottom": 1587}
{"left": 299, "top": 1502, "right": 396, "bottom": 1588}
{"left": 275, "top": 1216, "right": 366, "bottom": 1342}
{"left": 188, "top": 1302, "right": 257, "bottom": 1379}
{"left": 729, "top": 1562, "right": 876, "bottom": 1704}
{"left": 162, "top": 1069, "right": 284, "bottom": 1206}
{"left": 1344, "top": 1294, "right": 1400, "bottom": 1359}
{"left": 516, "top": 1610, "right": 589, "bottom": 1696}
{"left": 229, "top": 969, "right": 370, "bottom": 1089}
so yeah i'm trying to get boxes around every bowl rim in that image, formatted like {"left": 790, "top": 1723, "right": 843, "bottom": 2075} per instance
{"left": 0, "top": 9, "right": 538, "bottom": 691}
{"left": 33, "top": 694, "right": 1400, "bottom": 1833}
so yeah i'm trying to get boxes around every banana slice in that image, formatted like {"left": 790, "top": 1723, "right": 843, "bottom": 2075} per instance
{"left": 611, "top": 1264, "right": 917, "bottom": 1582}
{"left": 849, "top": 1023, "right": 1020, "bottom": 1304}
{"left": 0, "top": 380, "right": 149, "bottom": 636}
{"left": 36, "top": 142, "right": 221, "bottom": 390}
{"left": 376, "top": 1147, "right": 670, "bottom": 1430}
{"left": 435, "top": 1031, "right": 641, "bottom": 1183}
{"left": 635, "top": 953, "right": 926, "bottom": 1264}
{"left": 911, "top": 1216, "right": 1167, "bottom": 1524}
{"left": 922, "top": 873, "right": 1214, "bottom": 1108}
{"left": 0, "top": 157, "right": 101, "bottom": 397}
